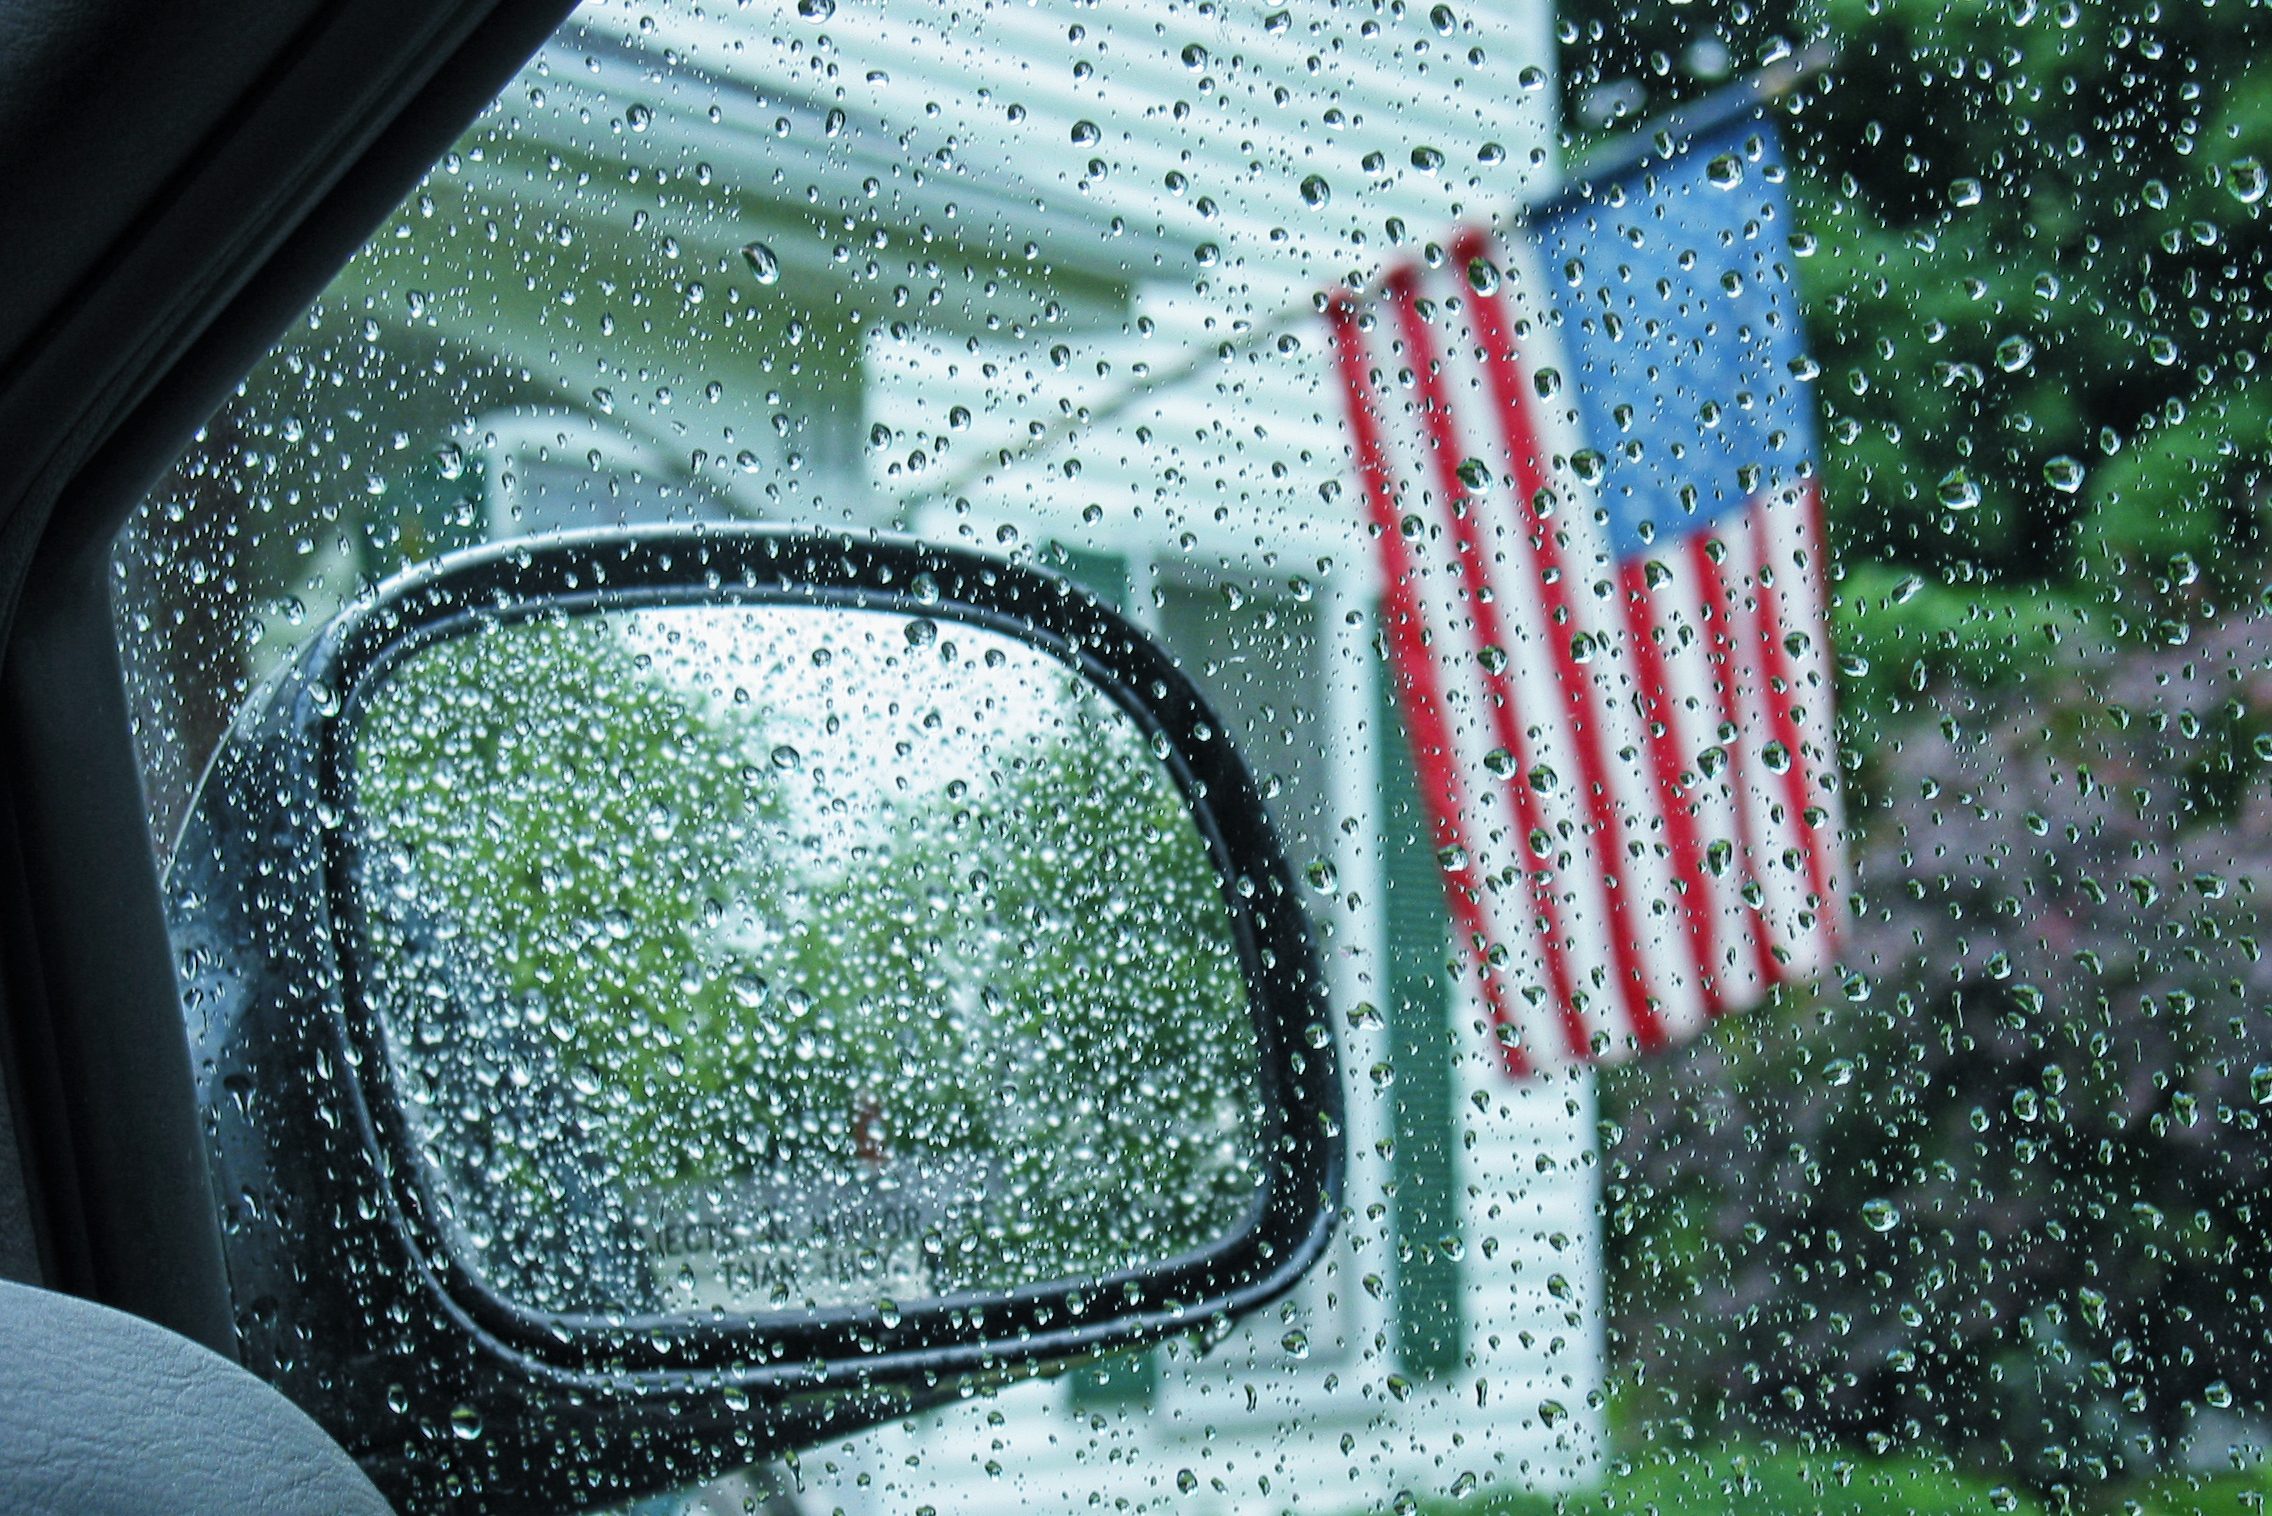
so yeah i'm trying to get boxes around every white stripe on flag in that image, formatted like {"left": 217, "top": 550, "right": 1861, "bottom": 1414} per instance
{"left": 1619, "top": 543, "right": 1774, "bottom": 1012}
{"left": 1452, "top": 234, "right": 1708, "bottom": 1059}
{"left": 1327, "top": 293, "right": 1541, "bottom": 1075}
{"left": 1364, "top": 282, "right": 1596, "bottom": 1066}
{"left": 1706, "top": 507, "right": 1820, "bottom": 978}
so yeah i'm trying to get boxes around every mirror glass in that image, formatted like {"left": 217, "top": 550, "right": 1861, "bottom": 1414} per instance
{"left": 346, "top": 603, "right": 1266, "bottom": 1322}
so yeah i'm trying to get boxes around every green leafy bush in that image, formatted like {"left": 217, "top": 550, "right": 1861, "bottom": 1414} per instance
{"left": 1601, "top": 612, "right": 2272, "bottom": 1501}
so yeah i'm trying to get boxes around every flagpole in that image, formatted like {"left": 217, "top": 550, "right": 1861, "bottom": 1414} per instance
{"left": 1553, "top": 40, "right": 1835, "bottom": 206}
{"left": 896, "top": 44, "right": 1836, "bottom": 520}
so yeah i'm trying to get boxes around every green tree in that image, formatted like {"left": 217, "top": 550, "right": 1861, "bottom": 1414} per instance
{"left": 352, "top": 612, "right": 1266, "bottom": 1316}
{"left": 791, "top": 660, "right": 1266, "bottom": 1295}
{"left": 352, "top": 612, "right": 798, "bottom": 1308}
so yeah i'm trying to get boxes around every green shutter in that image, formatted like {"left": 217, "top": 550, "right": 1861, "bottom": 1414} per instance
{"left": 1067, "top": 1340, "right": 1162, "bottom": 1411}
{"left": 1053, "top": 545, "right": 1133, "bottom": 608}
{"left": 1376, "top": 641, "right": 1467, "bottom": 1379}
{"left": 1057, "top": 544, "right": 1162, "bottom": 1413}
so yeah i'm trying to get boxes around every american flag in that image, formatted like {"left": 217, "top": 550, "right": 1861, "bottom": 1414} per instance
{"left": 1326, "top": 105, "right": 1844, "bottom": 1076}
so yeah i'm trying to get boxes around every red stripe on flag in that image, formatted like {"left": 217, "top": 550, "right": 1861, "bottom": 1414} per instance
{"left": 1748, "top": 505, "right": 1837, "bottom": 962}
{"left": 1453, "top": 229, "right": 1669, "bottom": 1055}
{"left": 1802, "top": 477, "right": 1833, "bottom": 628}
{"left": 1689, "top": 530, "right": 1782, "bottom": 991}
{"left": 1385, "top": 268, "right": 1592, "bottom": 1065}
{"left": 1616, "top": 557, "right": 1725, "bottom": 1016}
{"left": 1796, "top": 477, "right": 1845, "bottom": 946}
{"left": 1326, "top": 292, "right": 1532, "bottom": 1078}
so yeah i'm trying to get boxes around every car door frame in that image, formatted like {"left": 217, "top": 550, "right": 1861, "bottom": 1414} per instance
{"left": 0, "top": 0, "right": 581, "bottom": 1354}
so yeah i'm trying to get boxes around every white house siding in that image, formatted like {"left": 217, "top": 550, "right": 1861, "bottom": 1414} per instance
{"left": 746, "top": 0, "right": 1602, "bottom": 1508}
{"left": 419, "top": 0, "right": 1606, "bottom": 1507}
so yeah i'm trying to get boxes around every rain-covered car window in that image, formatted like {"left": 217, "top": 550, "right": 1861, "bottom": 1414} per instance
{"left": 112, "top": 0, "right": 2272, "bottom": 1511}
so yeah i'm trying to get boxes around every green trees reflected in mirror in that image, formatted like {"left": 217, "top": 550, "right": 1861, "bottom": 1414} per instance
{"left": 349, "top": 604, "right": 1263, "bottom": 1320}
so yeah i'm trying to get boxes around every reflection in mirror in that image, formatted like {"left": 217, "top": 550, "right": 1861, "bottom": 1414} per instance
{"left": 346, "top": 605, "right": 1264, "bottom": 1322}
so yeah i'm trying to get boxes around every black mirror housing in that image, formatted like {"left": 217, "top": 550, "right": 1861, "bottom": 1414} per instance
{"left": 166, "top": 526, "right": 1344, "bottom": 1510}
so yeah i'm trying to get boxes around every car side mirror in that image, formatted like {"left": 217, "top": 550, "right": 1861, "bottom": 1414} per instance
{"left": 166, "top": 527, "right": 1343, "bottom": 1510}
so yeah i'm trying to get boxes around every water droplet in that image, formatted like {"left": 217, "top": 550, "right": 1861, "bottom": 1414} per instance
{"left": 1705, "top": 153, "right": 1744, "bottom": 189}
{"left": 1994, "top": 334, "right": 2034, "bottom": 372}
{"left": 1950, "top": 177, "right": 1984, "bottom": 207}
{"left": 2043, "top": 455, "right": 2085, "bottom": 493}
{"left": 1070, "top": 119, "right": 1101, "bottom": 146}
{"left": 796, "top": 0, "right": 835, "bottom": 16}
{"left": 625, "top": 103, "right": 652, "bottom": 132}
{"left": 1299, "top": 174, "right": 1331, "bottom": 208}
{"left": 741, "top": 242, "right": 780, "bottom": 285}
{"left": 2230, "top": 156, "right": 2266, "bottom": 205}
{"left": 1861, "top": 1199, "right": 1900, "bottom": 1232}
{"left": 1936, "top": 467, "right": 1981, "bottom": 511}
{"left": 449, "top": 1405, "right": 484, "bottom": 1441}
{"left": 1305, "top": 858, "right": 1339, "bottom": 893}
{"left": 1410, "top": 146, "right": 1445, "bottom": 174}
